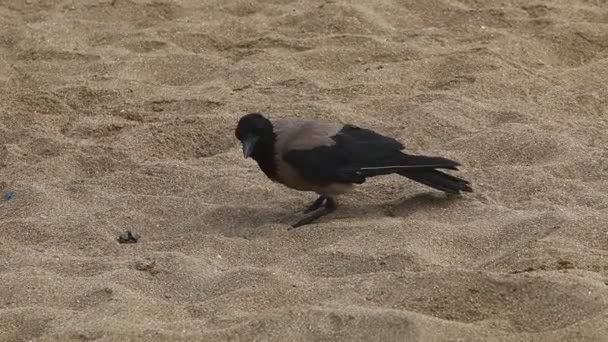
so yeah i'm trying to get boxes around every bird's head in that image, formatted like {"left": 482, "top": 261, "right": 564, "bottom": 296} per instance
{"left": 235, "top": 112, "right": 274, "bottom": 159}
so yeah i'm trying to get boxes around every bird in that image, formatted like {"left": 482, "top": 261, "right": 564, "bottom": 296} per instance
{"left": 234, "top": 112, "right": 472, "bottom": 228}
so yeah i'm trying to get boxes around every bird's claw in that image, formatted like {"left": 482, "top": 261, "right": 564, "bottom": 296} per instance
{"left": 302, "top": 196, "right": 327, "bottom": 214}
{"left": 290, "top": 197, "right": 337, "bottom": 229}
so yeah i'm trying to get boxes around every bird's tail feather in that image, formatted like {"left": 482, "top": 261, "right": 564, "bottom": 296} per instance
{"left": 355, "top": 154, "right": 460, "bottom": 178}
{"left": 350, "top": 153, "right": 473, "bottom": 194}
{"left": 399, "top": 169, "right": 473, "bottom": 194}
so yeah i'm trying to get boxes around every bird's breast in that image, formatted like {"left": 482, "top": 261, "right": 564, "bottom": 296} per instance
{"left": 274, "top": 158, "right": 313, "bottom": 191}
{"left": 275, "top": 156, "right": 353, "bottom": 196}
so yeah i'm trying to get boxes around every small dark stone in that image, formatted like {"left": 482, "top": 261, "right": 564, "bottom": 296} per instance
{"left": 118, "top": 230, "right": 140, "bottom": 244}
{"left": 557, "top": 259, "right": 575, "bottom": 269}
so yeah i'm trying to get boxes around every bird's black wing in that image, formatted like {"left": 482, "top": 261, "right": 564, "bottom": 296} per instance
{"left": 282, "top": 143, "right": 363, "bottom": 185}
{"left": 282, "top": 124, "right": 448, "bottom": 185}
{"left": 333, "top": 124, "right": 405, "bottom": 165}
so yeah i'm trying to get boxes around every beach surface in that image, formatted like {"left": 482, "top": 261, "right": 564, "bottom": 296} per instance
{"left": 1, "top": 0, "right": 607, "bottom": 341}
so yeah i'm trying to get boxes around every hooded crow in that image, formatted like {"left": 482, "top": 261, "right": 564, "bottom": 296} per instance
{"left": 235, "top": 112, "right": 472, "bottom": 228}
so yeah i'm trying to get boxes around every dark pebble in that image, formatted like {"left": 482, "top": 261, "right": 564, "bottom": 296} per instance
{"left": 118, "top": 230, "right": 140, "bottom": 244}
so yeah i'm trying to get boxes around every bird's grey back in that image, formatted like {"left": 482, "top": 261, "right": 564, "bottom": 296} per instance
{"left": 272, "top": 118, "right": 343, "bottom": 153}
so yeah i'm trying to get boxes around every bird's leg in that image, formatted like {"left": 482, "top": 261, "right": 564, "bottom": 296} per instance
{"left": 291, "top": 197, "right": 337, "bottom": 229}
{"left": 303, "top": 195, "right": 327, "bottom": 214}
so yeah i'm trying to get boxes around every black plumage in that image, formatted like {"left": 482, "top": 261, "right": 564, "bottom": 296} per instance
{"left": 235, "top": 112, "right": 472, "bottom": 228}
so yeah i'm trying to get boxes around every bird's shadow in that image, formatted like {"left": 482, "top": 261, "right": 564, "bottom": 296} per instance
{"left": 198, "top": 193, "right": 463, "bottom": 235}
{"left": 385, "top": 192, "right": 463, "bottom": 217}
{"left": 339, "top": 192, "right": 463, "bottom": 220}
{"left": 195, "top": 204, "right": 295, "bottom": 238}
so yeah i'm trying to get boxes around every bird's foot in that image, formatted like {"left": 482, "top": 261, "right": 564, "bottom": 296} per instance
{"left": 291, "top": 197, "right": 337, "bottom": 229}
{"left": 303, "top": 196, "right": 327, "bottom": 214}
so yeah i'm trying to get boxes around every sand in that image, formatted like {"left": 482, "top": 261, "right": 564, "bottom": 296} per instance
{"left": 0, "top": 0, "right": 607, "bottom": 341}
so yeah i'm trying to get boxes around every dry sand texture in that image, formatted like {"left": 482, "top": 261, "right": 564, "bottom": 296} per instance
{"left": 1, "top": 0, "right": 608, "bottom": 341}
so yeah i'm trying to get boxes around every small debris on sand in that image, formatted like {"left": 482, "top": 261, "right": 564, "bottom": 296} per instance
{"left": 118, "top": 230, "right": 140, "bottom": 244}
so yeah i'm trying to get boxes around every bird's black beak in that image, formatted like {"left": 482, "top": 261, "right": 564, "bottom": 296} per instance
{"left": 241, "top": 135, "right": 259, "bottom": 158}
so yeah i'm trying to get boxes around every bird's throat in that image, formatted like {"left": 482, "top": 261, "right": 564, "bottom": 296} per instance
{"left": 251, "top": 136, "right": 277, "bottom": 179}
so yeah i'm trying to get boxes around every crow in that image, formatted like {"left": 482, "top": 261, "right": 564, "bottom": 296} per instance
{"left": 235, "top": 112, "right": 472, "bottom": 228}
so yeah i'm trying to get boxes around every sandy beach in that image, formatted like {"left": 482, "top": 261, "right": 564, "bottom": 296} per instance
{"left": 1, "top": 0, "right": 607, "bottom": 341}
